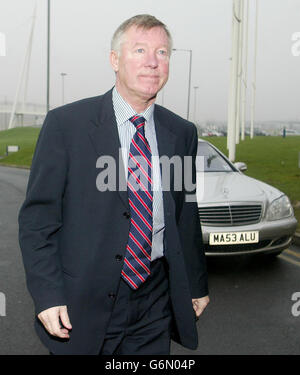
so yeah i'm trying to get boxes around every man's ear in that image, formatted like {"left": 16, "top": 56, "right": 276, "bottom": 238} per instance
{"left": 110, "top": 50, "right": 119, "bottom": 72}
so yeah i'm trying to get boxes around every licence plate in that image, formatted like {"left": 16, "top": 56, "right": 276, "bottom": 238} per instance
{"left": 209, "top": 231, "right": 259, "bottom": 245}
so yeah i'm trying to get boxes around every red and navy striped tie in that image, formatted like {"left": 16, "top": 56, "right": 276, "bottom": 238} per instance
{"left": 121, "top": 115, "right": 153, "bottom": 289}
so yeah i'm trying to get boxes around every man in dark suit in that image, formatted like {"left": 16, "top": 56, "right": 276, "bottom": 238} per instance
{"left": 18, "top": 14, "right": 209, "bottom": 355}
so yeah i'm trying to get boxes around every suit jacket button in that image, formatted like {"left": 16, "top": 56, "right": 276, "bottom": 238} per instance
{"left": 115, "top": 254, "right": 123, "bottom": 261}
{"left": 108, "top": 293, "right": 116, "bottom": 299}
{"left": 123, "top": 212, "right": 130, "bottom": 219}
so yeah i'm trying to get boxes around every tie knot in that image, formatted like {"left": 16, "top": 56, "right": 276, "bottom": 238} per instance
{"left": 129, "top": 115, "right": 146, "bottom": 130}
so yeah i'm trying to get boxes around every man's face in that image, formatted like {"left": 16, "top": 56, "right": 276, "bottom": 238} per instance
{"left": 110, "top": 25, "right": 170, "bottom": 104}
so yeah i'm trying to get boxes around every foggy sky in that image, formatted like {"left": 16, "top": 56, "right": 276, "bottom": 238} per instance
{"left": 0, "top": 0, "right": 299, "bottom": 122}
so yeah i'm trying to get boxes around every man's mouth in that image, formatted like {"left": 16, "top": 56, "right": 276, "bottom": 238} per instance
{"left": 140, "top": 75, "right": 159, "bottom": 79}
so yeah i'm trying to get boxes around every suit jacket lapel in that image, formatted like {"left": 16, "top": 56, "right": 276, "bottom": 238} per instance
{"left": 154, "top": 105, "right": 176, "bottom": 198}
{"left": 88, "top": 89, "right": 129, "bottom": 210}
{"left": 154, "top": 107, "right": 176, "bottom": 162}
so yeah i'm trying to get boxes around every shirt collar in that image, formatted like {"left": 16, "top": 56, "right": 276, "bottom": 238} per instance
{"left": 112, "top": 86, "right": 154, "bottom": 127}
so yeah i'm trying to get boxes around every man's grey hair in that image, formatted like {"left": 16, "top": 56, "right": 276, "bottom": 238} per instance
{"left": 111, "top": 14, "right": 173, "bottom": 55}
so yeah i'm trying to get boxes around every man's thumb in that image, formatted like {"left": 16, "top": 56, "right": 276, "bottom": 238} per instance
{"left": 59, "top": 306, "right": 72, "bottom": 329}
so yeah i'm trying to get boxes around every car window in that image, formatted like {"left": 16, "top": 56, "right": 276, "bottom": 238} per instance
{"left": 196, "top": 142, "right": 234, "bottom": 172}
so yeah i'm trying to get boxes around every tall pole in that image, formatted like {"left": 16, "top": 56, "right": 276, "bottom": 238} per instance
{"left": 235, "top": 0, "right": 244, "bottom": 144}
{"left": 187, "top": 49, "right": 192, "bottom": 121}
{"left": 193, "top": 86, "right": 199, "bottom": 124}
{"left": 250, "top": 0, "right": 259, "bottom": 139}
{"left": 227, "top": 4, "right": 235, "bottom": 151}
{"left": 61, "top": 73, "right": 67, "bottom": 105}
{"left": 227, "top": 0, "right": 241, "bottom": 161}
{"left": 241, "top": 0, "right": 249, "bottom": 140}
{"left": 47, "top": 0, "right": 50, "bottom": 113}
{"left": 172, "top": 48, "right": 193, "bottom": 121}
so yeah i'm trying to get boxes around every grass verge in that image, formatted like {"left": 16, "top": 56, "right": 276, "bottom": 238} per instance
{"left": 0, "top": 127, "right": 40, "bottom": 167}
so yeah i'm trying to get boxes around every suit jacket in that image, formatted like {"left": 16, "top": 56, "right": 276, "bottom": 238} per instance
{"left": 18, "top": 88, "right": 208, "bottom": 355}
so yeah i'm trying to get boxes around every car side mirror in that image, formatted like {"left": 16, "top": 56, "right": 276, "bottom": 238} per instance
{"left": 234, "top": 162, "right": 247, "bottom": 172}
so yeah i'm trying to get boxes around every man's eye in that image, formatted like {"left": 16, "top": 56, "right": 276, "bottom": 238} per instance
{"left": 158, "top": 50, "right": 167, "bottom": 56}
{"left": 136, "top": 48, "right": 144, "bottom": 53}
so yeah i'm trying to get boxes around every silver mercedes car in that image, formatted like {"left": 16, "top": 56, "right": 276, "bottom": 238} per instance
{"left": 196, "top": 139, "right": 298, "bottom": 256}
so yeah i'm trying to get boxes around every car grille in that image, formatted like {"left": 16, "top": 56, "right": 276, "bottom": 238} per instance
{"left": 199, "top": 204, "right": 262, "bottom": 226}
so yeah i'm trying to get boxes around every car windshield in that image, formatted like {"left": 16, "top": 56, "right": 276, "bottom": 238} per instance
{"left": 196, "top": 142, "right": 234, "bottom": 172}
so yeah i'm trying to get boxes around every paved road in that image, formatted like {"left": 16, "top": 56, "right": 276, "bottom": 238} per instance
{"left": 0, "top": 165, "right": 299, "bottom": 355}
{"left": 0, "top": 166, "right": 48, "bottom": 354}
{"left": 172, "top": 246, "right": 300, "bottom": 355}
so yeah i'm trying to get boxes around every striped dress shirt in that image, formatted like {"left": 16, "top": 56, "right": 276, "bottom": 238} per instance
{"left": 112, "top": 87, "right": 165, "bottom": 261}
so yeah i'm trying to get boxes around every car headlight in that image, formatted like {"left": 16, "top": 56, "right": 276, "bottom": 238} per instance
{"left": 266, "top": 195, "right": 293, "bottom": 221}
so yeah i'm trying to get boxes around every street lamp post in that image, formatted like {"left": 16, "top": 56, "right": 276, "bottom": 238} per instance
{"left": 172, "top": 48, "right": 192, "bottom": 121}
{"left": 61, "top": 72, "right": 67, "bottom": 105}
{"left": 193, "top": 86, "right": 199, "bottom": 124}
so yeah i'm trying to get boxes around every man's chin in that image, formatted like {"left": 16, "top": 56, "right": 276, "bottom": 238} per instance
{"left": 140, "top": 88, "right": 160, "bottom": 101}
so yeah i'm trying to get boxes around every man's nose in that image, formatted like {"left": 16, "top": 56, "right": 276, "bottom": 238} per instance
{"left": 145, "top": 52, "right": 158, "bottom": 68}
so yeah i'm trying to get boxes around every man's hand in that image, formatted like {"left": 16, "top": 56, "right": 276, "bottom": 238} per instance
{"left": 192, "top": 296, "right": 209, "bottom": 320}
{"left": 37, "top": 305, "right": 72, "bottom": 339}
